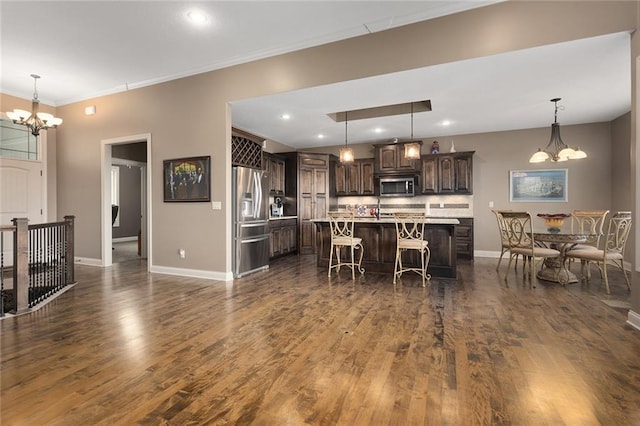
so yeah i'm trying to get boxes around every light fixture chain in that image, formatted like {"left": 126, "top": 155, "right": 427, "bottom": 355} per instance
{"left": 410, "top": 102, "right": 414, "bottom": 140}
{"left": 31, "top": 74, "right": 40, "bottom": 100}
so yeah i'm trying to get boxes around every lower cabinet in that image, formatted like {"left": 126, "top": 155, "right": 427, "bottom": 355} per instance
{"left": 455, "top": 218, "right": 474, "bottom": 259}
{"left": 269, "top": 218, "right": 298, "bottom": 259}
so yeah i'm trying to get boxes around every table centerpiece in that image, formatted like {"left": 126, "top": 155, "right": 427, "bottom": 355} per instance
{"left": 537, "top": 213, "right": 571, "bottom": 233}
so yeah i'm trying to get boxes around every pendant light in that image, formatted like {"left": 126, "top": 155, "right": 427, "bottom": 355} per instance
{"left": 6, "top": 74, "right": 63, "bottom": 137}
{"left": 529, "top": 98, "right": 587, "bottom": 163}
{"left": 404, "top": 102, "right": 421, "bottom": 159}
{"left": 339, "top": 111, "right": 354, "bottom": 163}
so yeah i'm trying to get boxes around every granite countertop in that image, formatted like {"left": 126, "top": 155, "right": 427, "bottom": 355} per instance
{"left": 312, "top": 217, "right": 460, "bottom": 225}
{"left": 269, "top": 215, "right": 298, "bottom": 220}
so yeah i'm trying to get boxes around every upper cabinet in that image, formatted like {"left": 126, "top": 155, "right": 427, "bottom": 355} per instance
{"left": 421, "top": 151, "right": 474, "bottom": 195}
{"left": 263, "top": 152, "right": 285, "bottom": 195}
{"left": 374, "top": 142, "right": 422, "bottom": 175}
{"left": 335, "top": 158, "right": 375, "bottom": 196}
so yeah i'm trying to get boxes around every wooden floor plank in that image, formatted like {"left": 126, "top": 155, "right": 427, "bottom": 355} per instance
{"left": 2, "top": 256, "right": 640, "bottom": 425}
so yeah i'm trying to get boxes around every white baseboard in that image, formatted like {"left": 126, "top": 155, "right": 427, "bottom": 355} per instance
{"left": 74, "top": 257, "right": 103, "bottom": 267}
{"left": 149, "top": 265, "right": 233, "bottom": 281}
{"left": 113, "top": 236, "right": 138, "bottom": 243}
{"left": 627, "top": 310, "right": 640, "bottom": 332}
{"left": 474, "top": 250, "right": 501, "bottom": 258}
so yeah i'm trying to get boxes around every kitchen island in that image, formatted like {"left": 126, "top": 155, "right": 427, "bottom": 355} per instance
{"left": 313, "top": 217, "right": 459, "bottom": 278}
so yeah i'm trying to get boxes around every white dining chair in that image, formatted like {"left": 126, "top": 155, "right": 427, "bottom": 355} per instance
{"left": 569, "top": 209, "right": 609, "bottom": 251}
{"left": 501, "top": 211, "right": 560, "bottom": 280}
{"left": 565, "top": 211, "right": 632, "bottom": 294}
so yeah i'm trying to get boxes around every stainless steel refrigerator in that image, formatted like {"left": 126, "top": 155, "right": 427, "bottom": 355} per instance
{"left": 233, "top": 166, "right": 270, "bottom": 278}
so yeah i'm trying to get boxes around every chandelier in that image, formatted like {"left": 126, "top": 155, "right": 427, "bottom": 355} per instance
{"left": 404, "top": 102, "right": 421, "bottom": 159}
{"left": 529, "top": 98, "right": 586, "bottom": 163}
{"left": 339, "top": 111, "right": 354, "bottom": 163}
{"left": 6, "top": 74, "right": 63, "bottom": 137}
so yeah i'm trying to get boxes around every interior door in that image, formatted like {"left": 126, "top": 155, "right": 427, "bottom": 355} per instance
{"left": 0, "top": 157, "right": 43, "bottom": 266}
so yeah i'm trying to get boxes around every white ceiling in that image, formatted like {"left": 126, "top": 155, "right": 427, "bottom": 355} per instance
{"left": 1, "top": 1, "right": 631, "bottom": 149}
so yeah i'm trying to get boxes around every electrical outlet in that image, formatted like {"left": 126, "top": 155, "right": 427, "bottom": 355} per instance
{"left": 179, "top": 248, "right": 185, "bottom": 258}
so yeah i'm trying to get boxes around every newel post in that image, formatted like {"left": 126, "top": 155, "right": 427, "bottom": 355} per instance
{"left": 64, "top": 215, "right": 75, "bottom": 284}
{"left": 12, "top": 217, "right": 29, "bottom": 314}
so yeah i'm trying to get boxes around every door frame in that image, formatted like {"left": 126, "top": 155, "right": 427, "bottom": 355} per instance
{"left": 100, "top": 134, "right": 152, "bottom": 268}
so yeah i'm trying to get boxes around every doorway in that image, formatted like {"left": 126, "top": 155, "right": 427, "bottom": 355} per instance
{"left": 101, "top": 134, "right": 152, "bottom": 268}
{"left": 112, "top": 157, "right": 145, "bottom": 263}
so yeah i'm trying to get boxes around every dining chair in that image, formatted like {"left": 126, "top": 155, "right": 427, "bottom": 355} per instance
{"left": 565, "top": 211, "right": 632, "bottom": 294}
{"left": 501, "top": 211, "right": 560, "bottom": 280}
{"left": 492, "top": 209, "right": 517, "bottom": 271}
{"left": 327, "top": 211, "right": 364, "bottom": 279}
{"left": 569, "top": 209, "right": 609, "bottom": 250}
{"left": 393, "top": 212, "right": 431, "bottom": 287}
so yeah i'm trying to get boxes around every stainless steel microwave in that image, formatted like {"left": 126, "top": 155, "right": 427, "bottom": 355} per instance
{"left": 379, "top": 176, "right": 415, "bottom": 197}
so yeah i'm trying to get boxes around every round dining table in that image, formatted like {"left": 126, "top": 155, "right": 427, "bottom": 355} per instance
{"left": 532, "top": 230, "right": 591, "bottom": 284}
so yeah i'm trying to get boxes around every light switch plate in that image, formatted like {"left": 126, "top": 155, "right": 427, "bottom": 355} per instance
{"left": 211, "top": 201, "right": 222, "bottom": 210}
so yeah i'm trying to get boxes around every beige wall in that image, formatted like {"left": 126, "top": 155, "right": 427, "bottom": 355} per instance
{"left": 3, "top": 1, "right": 637, "bottom": 277}
{"left": 611, "top": 112, "right": 634, "bottom": 265}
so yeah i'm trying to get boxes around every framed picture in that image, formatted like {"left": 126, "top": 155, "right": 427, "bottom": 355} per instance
{"left": 163, "top": 156, "right": 211, "bottom": 202}
{"left": 509, "top": 169, "right": 568, "bottom": 202}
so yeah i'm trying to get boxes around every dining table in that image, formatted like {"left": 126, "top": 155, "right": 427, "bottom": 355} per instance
{"left": 532, "top": 230, "right": 593, "bottom": 285}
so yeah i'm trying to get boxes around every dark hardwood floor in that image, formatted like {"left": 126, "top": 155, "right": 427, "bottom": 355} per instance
{"left": 2, "top": 255, "right": 639, "bottom": 425}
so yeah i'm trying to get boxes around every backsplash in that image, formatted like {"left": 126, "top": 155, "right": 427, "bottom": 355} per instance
{"left": 336, "top": 194, "right": 473, "bottom": 218}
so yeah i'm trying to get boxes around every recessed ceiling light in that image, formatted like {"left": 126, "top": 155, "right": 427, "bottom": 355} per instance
{"left": 441, "top": 120, "right": 452, "bottom": 126}
{"left": 280, "top": 113, "right": 291, "bottom": 120}
{"left": 187, "top": 10, "right": 208, "bottom": 25}
{"left": 374, "top": 127, "right": 383, "bottom": 134}
{"left": 317, "top": 134, "right": 325, "bottom": 139}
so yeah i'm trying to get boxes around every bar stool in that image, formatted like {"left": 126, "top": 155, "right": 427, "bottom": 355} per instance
{"left": 393, "top": 212, "right": 431, "bottom": 286}
{"left": 327, "top": 211, "right": 365, "bottom": 279}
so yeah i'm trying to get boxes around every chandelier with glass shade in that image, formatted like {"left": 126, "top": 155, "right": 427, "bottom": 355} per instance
{"left": 6, "top": 74, "right": 63, "bottom": 137}
{"left": 529, "top": 98, "right": 587, "bottom": 163}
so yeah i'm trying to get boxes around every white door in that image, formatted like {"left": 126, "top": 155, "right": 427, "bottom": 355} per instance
{"left": 0, "top": 157, "right": 43, "bottom": 225}
{"left": 0, "top": 157, "right": 43, "bottom": 266}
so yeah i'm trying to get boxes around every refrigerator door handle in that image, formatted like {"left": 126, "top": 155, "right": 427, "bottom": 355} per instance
{"left": 253, "top": 172, "right": 262, "bottom": 219}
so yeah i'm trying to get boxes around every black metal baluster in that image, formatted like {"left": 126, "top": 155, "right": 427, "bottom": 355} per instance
{"left": 1, "top": 231, "right": 4, "bottom": 317}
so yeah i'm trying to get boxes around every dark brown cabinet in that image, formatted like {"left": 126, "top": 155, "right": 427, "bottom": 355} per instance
{"left": 374, "top": 142, "right": 421, "bottom": 175}
{"left": 334, "top": 158, "right": 375, "bottom": 196}
{"left": 421, "top": 151, "right": 474, "bottom": 195}
{"left": 269, "top": 218, "right": 297, "bottom": 259}
{"left": 453, "top": 154, "right": 473, "bottom": 193}
{"left": 455, "top": 218, "right": 474, "bottom": 259}
{"left": 297, "top": 154, "right": 331, "bottom": 255}
{"left": 264, "top": 153, "right": 285, "bottom": 195}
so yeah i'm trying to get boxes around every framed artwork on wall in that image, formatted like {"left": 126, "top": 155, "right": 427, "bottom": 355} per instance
{"left": 163, "top": 156, "right": 211, "bottom": 202}
{"left": 509, "top": 169, "right": 568, "bottom": 202}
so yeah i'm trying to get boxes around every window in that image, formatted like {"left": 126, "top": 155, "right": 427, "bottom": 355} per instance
{"left": 111, "top": 165, "right": 120, "bottom": 227}
{"left": 0, "top": 119, "right": 38, "bottom": 160}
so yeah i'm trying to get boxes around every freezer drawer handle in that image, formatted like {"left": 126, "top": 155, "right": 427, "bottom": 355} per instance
{"left": 240, "top": 222, "right": 268, "bottom": 228}
{"left": 240, "top": 236, "right": 269, "bottom": 243}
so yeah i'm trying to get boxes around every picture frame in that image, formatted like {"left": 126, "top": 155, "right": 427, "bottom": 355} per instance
{"left": 509, "top": 169, "right": 568, "bottom": 202}
{"left": 163, "top": 156, "right": 211, "bottom": 202}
